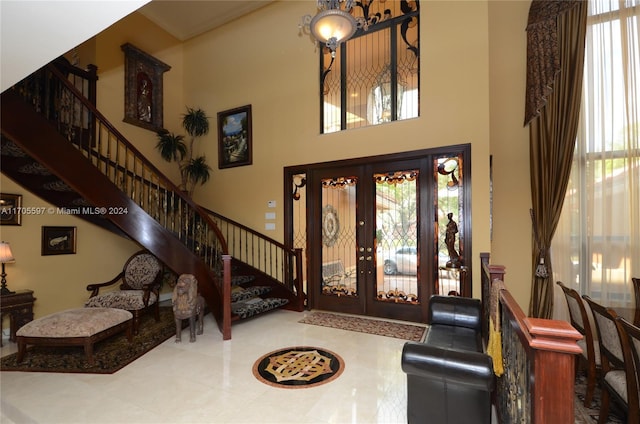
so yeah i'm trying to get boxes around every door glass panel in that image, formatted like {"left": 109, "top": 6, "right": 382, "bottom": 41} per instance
{"left": 375, "top": 170, "right": 419, "bottom": 304}
{"left": 292, "top": 173, "right": 307, "bottom": 292}
{"left": 435, "top": 155, "right": 464, "bottom": 295}
{"left": 321, "top": 177, "right": 358, "bottom": 297}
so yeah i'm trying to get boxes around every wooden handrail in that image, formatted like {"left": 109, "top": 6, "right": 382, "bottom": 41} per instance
{"left": 7, "top": 58, "right": 306, "bottom": 337}
{"left": 7, "top": 62, "right": 238, "bottom": 339}
{"left": 480, "top": 253, "right": 582, "bottom": 423}
{"left": 203, "top": 206, "right": 305, "bottom": 310}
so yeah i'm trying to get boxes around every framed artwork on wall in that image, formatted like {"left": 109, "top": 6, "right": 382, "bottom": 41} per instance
{"left": 42, "top": 226, "right": 77, "bottom": 255}
{"left": 218, "top": 105, "right": 252, "bottom": 169}
{"left": 0, "top": 193, "right": 22, "bottom": 226}
{"left": 121, "top": 43, "right": 171, "bottom": 132}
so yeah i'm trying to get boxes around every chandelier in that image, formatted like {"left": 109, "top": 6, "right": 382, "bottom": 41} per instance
{"left": 300, "top": 0, "right": 366, "bottom": 57}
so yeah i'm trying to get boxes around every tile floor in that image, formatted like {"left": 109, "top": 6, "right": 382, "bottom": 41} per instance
{"left": 0, "top": 309, "right": 416, "bottom": 423}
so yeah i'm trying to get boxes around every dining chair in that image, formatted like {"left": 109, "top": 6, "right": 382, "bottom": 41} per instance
{"left": 632, "top": 277, "right": 640, "bottom": 326}
{"left": 617, "top": 317, "right": 640, "bottom": 424}
{"left": 584, "top": 296, "right": 638, "bottom": 424}
{"left": 557, "top": 281, "right": 600, "bottom": 407}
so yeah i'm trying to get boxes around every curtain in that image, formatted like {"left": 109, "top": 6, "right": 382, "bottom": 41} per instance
{"left": 526, "top": 0, "right": 588, "bottom": 319}
{"left": 552, "top": 0, "right": 640, "bottom": 310}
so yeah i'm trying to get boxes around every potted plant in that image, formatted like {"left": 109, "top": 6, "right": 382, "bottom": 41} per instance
{"left": 156, "top": 107, "right": 212, "bottom": 196}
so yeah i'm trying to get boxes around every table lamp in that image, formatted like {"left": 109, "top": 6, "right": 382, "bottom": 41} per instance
{"left": 0, "top": 241, "right": 16, "bottom": 295}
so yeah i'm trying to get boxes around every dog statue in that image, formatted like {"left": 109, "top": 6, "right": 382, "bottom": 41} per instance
{"left": 172, "top": 274, "right": 205, "bottom": 343}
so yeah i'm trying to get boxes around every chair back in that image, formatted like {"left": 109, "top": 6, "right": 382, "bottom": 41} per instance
{"left": 584, "top": 296, "right": 624, "bottom": 371}
{"left": 617, "top": 317, "right": 640, "bottom": 423}
{"left": 633, "top": 277, "right": 640, "bottom": 326}
{"left": 122, "top": 251, "right": 162, "bottom": 290}
{"left": 557, "top": 282, "right": 597, "bottom": 361}
{"left": 557, "top": 282, "right": 590, "bottom": 337}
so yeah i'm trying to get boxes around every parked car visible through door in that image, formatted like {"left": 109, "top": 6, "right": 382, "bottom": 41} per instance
{"left": 383, "top": 246, "right": 417, "bottom": 275}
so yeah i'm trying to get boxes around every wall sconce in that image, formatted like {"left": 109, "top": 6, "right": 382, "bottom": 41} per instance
{"left": 300, "top": 0, "right": 364, "bottom": 57}
{"left": 0, "top": 241, "right": 16, "bottom": 295}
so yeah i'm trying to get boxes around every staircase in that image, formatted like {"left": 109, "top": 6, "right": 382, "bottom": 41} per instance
{"left": 0, "top": 60, "right": 305, "bottom": 339}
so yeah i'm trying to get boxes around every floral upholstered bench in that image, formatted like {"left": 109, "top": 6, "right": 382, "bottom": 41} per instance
{"left": 16, "top": 308, "right": 133, "bottom": 365}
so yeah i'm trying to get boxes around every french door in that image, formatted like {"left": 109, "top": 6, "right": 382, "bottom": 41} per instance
{"left": 286, "top": 146, "right": 470, "bottom": 324}
{"left": 309, "top": 158, "right": 429, "bottom": 321}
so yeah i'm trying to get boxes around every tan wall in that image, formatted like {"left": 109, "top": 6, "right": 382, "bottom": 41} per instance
{"left": 182, "top": 1, "right": 493, "bottom": 298}
{"left": 0, "top": 178, "right": 140, "bottom": 321}
{"left": 488, "top": 0, "right": 532, "bottom": 309}
{"left": 92, "top": 11, "right": 186, "bottom": 184}
{"left": 0, "top": 13, "right": 184, "bottom": 321}
{"left": 1, "top": 0, "right": 535, "bottom": 318}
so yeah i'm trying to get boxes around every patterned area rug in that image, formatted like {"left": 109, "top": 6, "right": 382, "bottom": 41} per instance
{"left": 574, "top": 370, "right": 625, "bottom": 423}
{"left": 252, "top": 346, "right": 344, "bottom": 389}
{"left": 298, "top": 311, "right": 427, "bottom": 342}
{"left": 0, "top": 307, "right": 178, "bottom": 374}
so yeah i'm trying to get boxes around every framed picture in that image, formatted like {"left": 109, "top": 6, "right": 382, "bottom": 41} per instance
{"left": 42, "top": 226, "right": 77, "bottom": 255}
{"left": 0, "top": 193, "right": 22, "bottom": 226}
{"left": 121, "top": 43, "right": 171, "bottom": 132}
{"left": 218, "top": 105, "right": 252, "bottom": 169}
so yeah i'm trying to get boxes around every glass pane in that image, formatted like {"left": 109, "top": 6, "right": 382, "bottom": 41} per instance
{"left": 375, "top": 170, "right": 419, "bottom": 304}
{"left": 321, "top": 177, "right": 358, "bottom": 297}
{"left": 397, "top": 17, "right": 419, "bottom": 121}
{"left": 435, "top": 155, "right": 463, "bottom": 295}
{"left": 347, "top": 27, "right": 391, "bottom": 128}
{"left": 322, "top": 49, "right": 343, "bottom": 133}
{"left": 292, "top": 173, "right": 307, "bottom": 292}
{"left": 321, "top": 0, "right": 420, "bottom": 133}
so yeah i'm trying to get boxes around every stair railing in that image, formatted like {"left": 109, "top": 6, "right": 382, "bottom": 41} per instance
{"left": 204, "top": 207, "right": 305, "bottom": 310}
{"left": 11, "top": 62, "right": 237, "bottom": 336}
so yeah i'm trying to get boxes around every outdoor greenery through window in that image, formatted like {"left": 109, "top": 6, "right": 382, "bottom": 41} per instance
{"left": 321, "top": 0, "right": 419, "bottom": 133}
{"left": 552, "top": 0, "right": 639, "bottom": 307}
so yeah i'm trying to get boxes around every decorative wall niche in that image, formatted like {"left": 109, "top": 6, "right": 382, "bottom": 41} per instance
{"left": 121, "top": 43, "right": 171, "bottom": 132}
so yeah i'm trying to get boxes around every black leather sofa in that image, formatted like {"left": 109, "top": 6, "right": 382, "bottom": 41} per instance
{"left": 401, "top": 295, "right": 495, "bottom": 424}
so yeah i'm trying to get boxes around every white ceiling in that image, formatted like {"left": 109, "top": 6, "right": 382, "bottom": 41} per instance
{"left": 0, "top": 0, "right": 276, "bottom": 92}
{"left": 0, "top": 0, "right": 150, "bottom": 92}
{"left": 138, "top": 0, "right": 275, "bottom": 41}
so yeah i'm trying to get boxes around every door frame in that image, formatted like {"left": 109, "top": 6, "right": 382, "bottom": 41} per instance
{"left": 284, "top": 144, "right": 472, "bottom": 323}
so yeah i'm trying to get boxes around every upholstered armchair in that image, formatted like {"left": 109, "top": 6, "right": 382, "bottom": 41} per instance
{"left": 85, "top": 250, "right": 163, "bottom": 334}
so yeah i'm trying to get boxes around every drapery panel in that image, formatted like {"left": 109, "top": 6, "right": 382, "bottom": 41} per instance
{"left": 526, "top": 0, "right": 588, "bottom": 319}
{"left": 552, "top": 0, "right": 640, "bottom": 311}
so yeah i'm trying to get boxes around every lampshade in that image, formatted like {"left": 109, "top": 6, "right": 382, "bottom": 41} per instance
{"left": 310, "top": 9, "right": 357, "bottom": 53}
{"left": 0, "top": 241, "right": 15, "bottom": 263}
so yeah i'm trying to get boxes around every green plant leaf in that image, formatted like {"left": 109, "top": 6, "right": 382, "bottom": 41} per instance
{"left": 155, "top": 130, "right": 187, "bottom": 162}
{"left": 182, "top": 107, "right": 209, "bottom": 138}
{"left": 183, "top": 155, "right": 211, "bottom": 186}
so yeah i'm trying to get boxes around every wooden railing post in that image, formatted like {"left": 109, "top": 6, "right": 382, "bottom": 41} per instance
{"left": 499, "top": 290, "right": 582, "bottom": 423}
{"left": 526, "top": 316, "right": 583, "bottom": 423}
{"left": 481, "top": 253, "right": 582, "bottom": 423}
{"left": 222, "top": 254, "right": 232, "bottom": 340}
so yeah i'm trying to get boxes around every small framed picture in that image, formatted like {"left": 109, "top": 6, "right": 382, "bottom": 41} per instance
{"left": 42, "top": 226, "right": 77, "bottom": 255}
{"left": 218, "top": 105, "right": 252, "bottom": 169}
{"left": 0, "top": 193, "right": 22, "bottom": 226}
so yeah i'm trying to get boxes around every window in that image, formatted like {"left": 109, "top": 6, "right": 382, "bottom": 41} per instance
{"left": 553, "top": 0, "right": 639, "bottom": 307}
{"left": 320, "top": 0, "right": 419, "bottom": 133}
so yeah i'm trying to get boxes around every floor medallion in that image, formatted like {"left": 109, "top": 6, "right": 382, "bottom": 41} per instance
{"left": 252, "top": 346, "right": 344, "bottom": 389}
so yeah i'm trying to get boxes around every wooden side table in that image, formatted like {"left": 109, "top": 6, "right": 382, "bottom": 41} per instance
{"left": 0, "top": 289, "right": 36, "bottom": 346}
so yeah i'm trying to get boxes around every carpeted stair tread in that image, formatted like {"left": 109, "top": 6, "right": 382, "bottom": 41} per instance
{"left": 231, "top": 285, "right": 272, "bottom": 303}
{"left": 231, "top": 297, "right": 289, "bottom": 319}
{"left": 231, "top": 275, "right": 256, "bottom": 286}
